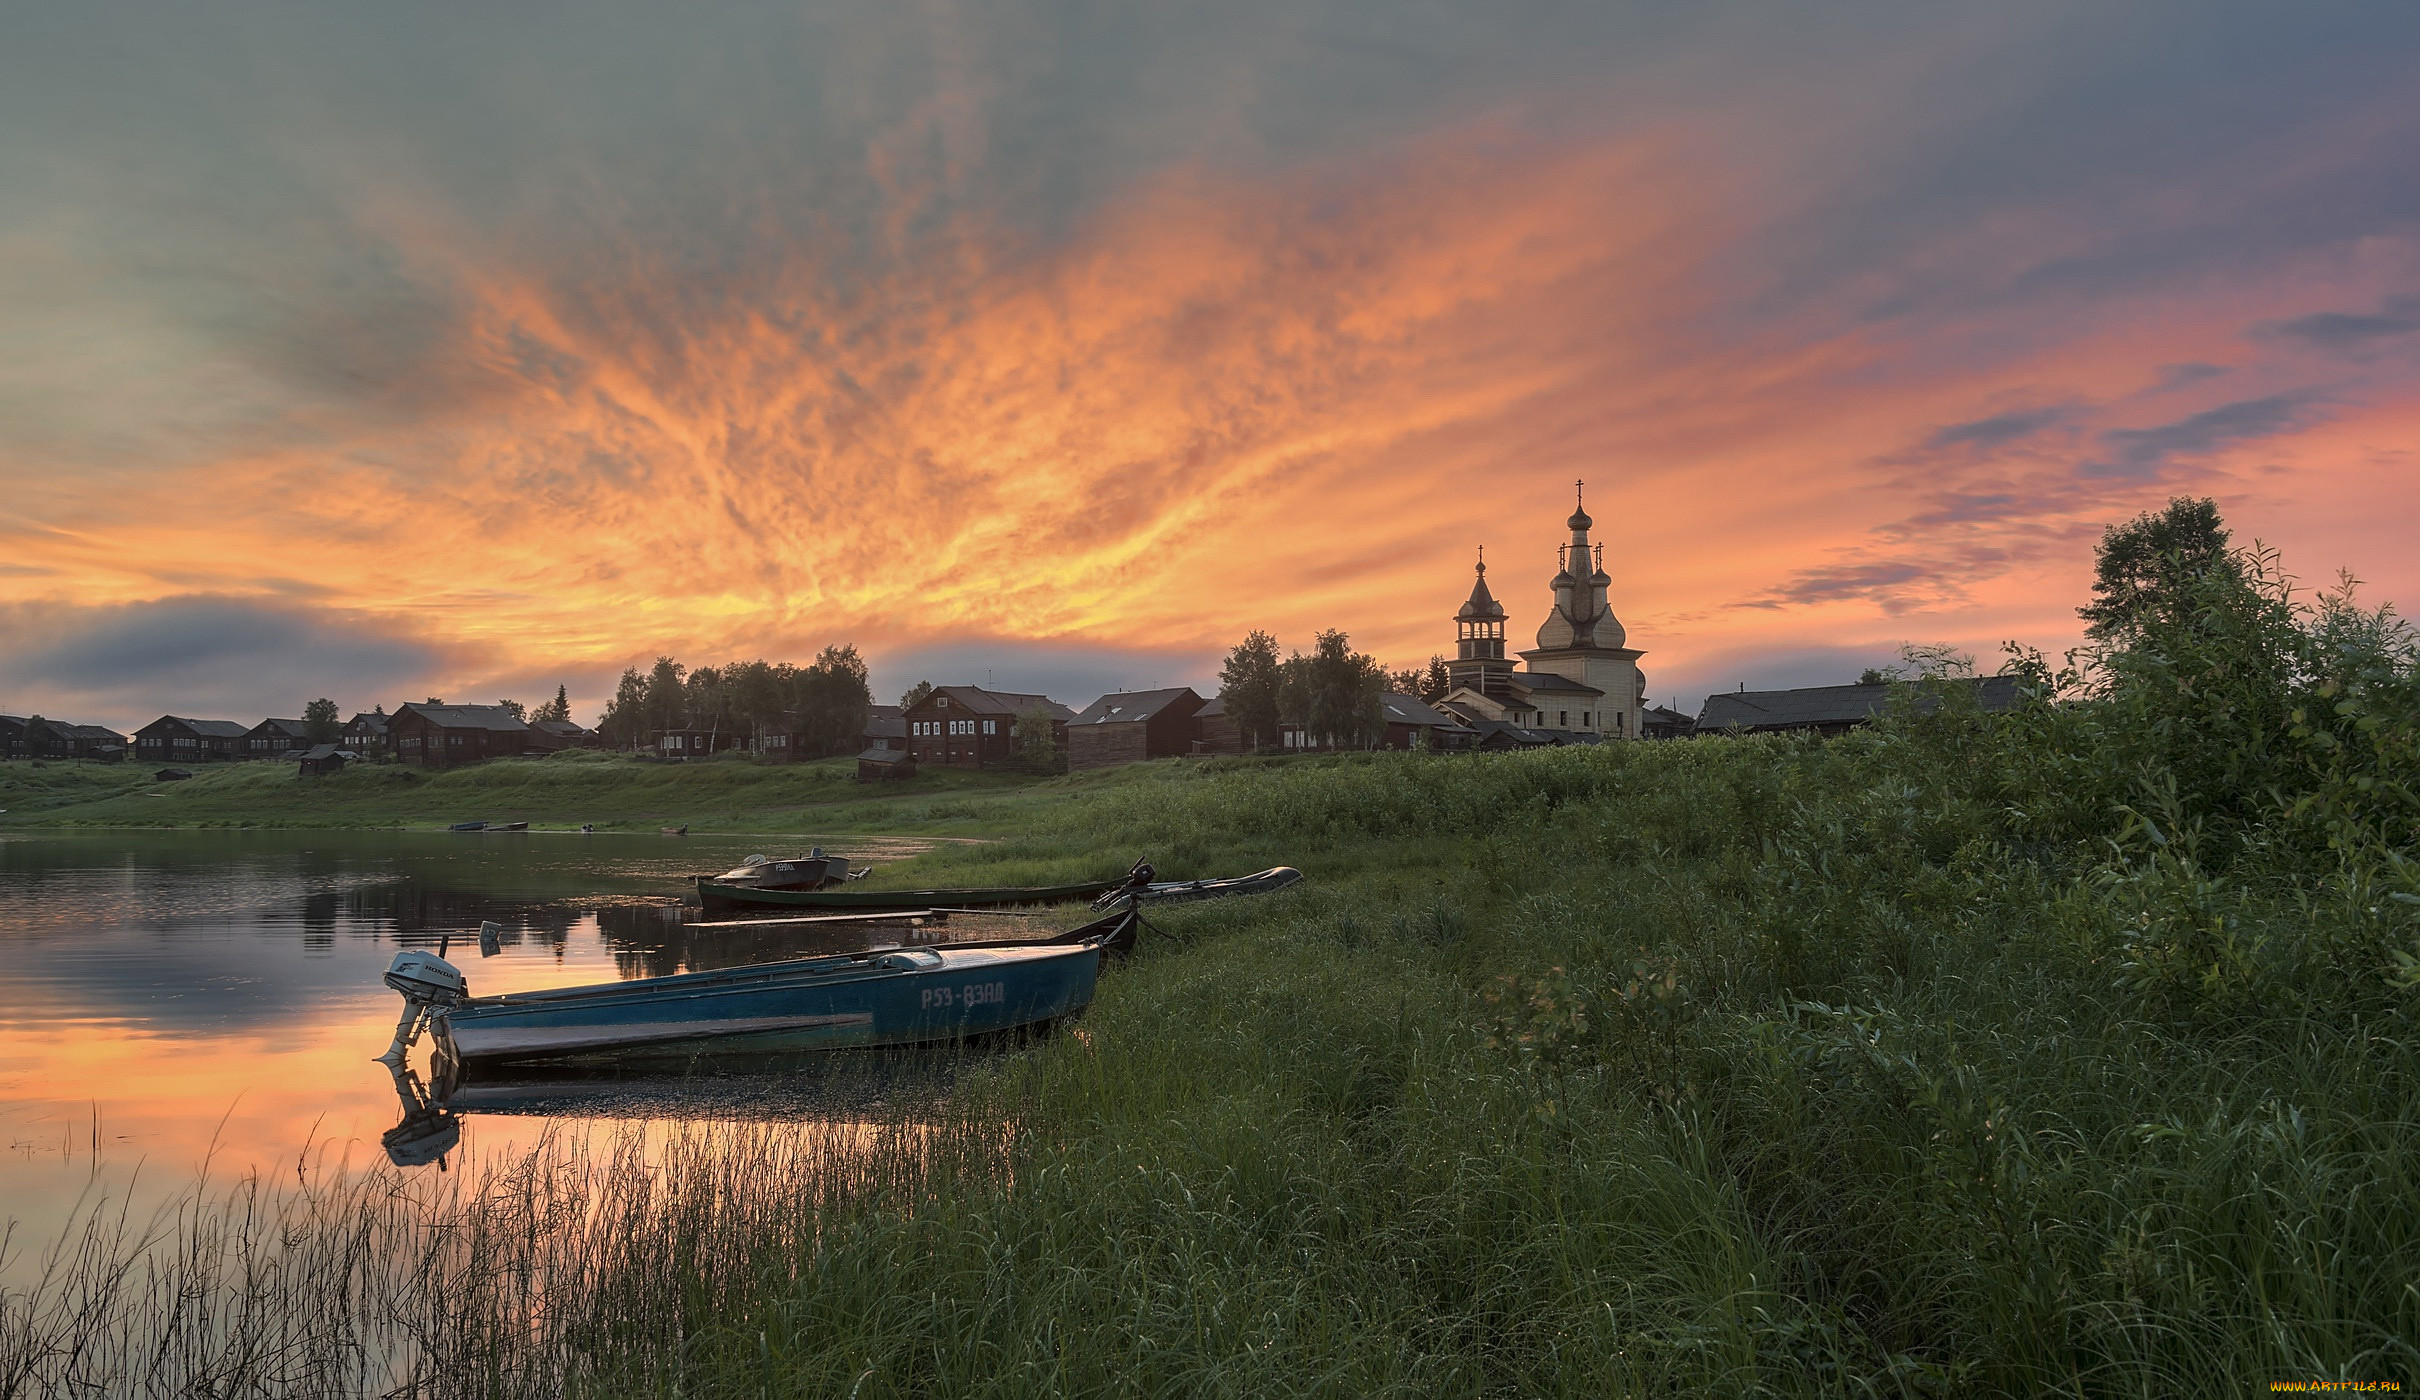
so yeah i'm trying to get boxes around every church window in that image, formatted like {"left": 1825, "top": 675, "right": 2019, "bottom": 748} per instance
{"left": 1559, "top": 711, "right": 1567, "bottom": 728}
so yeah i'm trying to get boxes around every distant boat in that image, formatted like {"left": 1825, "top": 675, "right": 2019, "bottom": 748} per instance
{"left": 448, "top": 821, "right": 488, "bottom": 832}
{"left": 699, "top": 874, "right": 1129, "bottom": 918}
{"left": 1121, "top": 866, "right": 1304, "bottom": 907}
{"left": 661, "top": 825, "right": 689, "bottom": 836}
{"left": 490, "top": 821, "right": 529, "bottom": 832}
{"left": 376, "top": 907, "right": 1140, "bottom": 1073}
{"left": 702, "top": 849, "right": 854, "bottom": 894}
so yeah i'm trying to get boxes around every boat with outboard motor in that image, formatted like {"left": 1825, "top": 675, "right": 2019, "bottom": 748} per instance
{"left": 375, "top": 905, "right": 1139, "bottom": 1073}
{"left": 695, "top": 848, "right": 855, "bottom": 902}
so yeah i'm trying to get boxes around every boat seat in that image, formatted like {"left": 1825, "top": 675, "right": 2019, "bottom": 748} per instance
{"left": 872, "top": 949, "right": 945, "bottom": 971}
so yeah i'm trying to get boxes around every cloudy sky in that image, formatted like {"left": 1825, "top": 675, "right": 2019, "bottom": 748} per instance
{"left": 3, "top": 0, "right": 2416, "bottom": 730}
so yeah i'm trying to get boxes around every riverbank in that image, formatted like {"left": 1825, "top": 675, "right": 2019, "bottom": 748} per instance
{"left": 7, "top": 698, "right": 2413, "bottom": 1393}
{"left": 0, "top": 750, "right": 1070, "bottom": 836}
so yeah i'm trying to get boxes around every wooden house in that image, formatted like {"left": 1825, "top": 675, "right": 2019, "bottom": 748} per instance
{"left": 134, "top": 716, "right": 250, "bottom": 764}
{"left": 860, "top": 704, "right": 907, "bottom": 753}
{"left": 9, "top": 718, "right": 128, "bottom": 760}
{"left": 388, "top": 703, "right": 536, "bottom": 769}
{"left": 1376, "top": 693, "right": 1473, "bottom": 751}
{"left": 1693, "top": 675, "right": 2022, "bottom": 737}
{"left": 245, "top": 718, "right": 314, "bottom": 759}
{"left": 1190, "top": 697, "right": 1243, "bottom": 754}
{"left": 0, "top": 715, "right": 23, "bottom": 760}
{"left": 654, "top": 728, "right": 744, "bottom": 759}
{"left": 342, "top": 712, "right": 391, "bottom": 755}
{"left": 533, "top": 718, "right": 599, "bottom": 749}
{"left": 903, "top": 686, "right": 1072, "bottom": 769}
{"left": 1641, "top": 704, "right": 1696, "bottom": 740}
{"left": 1065, "top": 688, "right": 1205, "bottom": 771}
{"left": 855, "top": 746, "right": 917, "bottom": 782}
{"left": 296, "top": 744, "right": 359, "bottom": 777}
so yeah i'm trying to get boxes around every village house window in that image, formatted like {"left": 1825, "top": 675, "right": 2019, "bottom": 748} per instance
{"left": 981, "top": 720, "right": 995, "bottom": 735}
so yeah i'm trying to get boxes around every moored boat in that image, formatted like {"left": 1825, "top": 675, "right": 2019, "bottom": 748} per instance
{"left": 376, "top": 907, "right": 1138, "bottom": 1073}
{"left": 698, "top": 873, "right": 1128, "bottom": 917}
{"left": 447, "top": 821, "right": 488, "bottom": 832}
{"left": 1122, "top": 866, "right": 1303, "bottom": 906}
{"left": 695, "top": 849, "right": 854, "bottom": 903}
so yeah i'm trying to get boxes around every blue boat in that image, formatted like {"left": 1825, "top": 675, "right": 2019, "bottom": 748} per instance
{"left": 377, "top": 908, "right": 1138, "bottom": 1073}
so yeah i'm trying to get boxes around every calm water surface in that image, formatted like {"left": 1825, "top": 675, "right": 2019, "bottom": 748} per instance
{"left": 0, "top": 829, "right": 975, "bottom": 1273}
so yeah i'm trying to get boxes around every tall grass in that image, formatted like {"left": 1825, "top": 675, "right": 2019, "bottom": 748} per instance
{"left": 6, "top": 555, "right": 2416, "bottom": 1394}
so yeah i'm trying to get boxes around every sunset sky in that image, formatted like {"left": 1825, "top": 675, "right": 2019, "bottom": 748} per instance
{"left": 3, "top": 1, "right": 2417, "bottom": 731}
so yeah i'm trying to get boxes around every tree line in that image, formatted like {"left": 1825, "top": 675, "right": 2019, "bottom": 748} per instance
{"left": 596, "top": 645, "right": 872, "bottom": 756}
{"left": 1216, "top": 628, "right": 1413, "bottom": 752}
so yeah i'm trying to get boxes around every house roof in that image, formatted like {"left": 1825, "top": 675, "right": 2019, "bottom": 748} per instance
{"left": 1642, "top": 705, "right": 1695, "bottom": 729}
{"left": 1457, "top": 716, "right": 1555, "bottom": 746}
{"left": 1505, "top": 671, "right": 1604, "bottom": 697}
{"left": 298, "top": 744, "right": 357, "bottom": 761}
{"left": 534, "top": 719, "right": 591, "bottom": 737}
{"left": 1071, "top": 688, "right": 1202, "bottom": 725}
{"left": 143, "top": 716, "right": 253, "bottom": 738}
{"left": 1696, "top": 675, "right": 2024, "bottom": 732}
{"left": 862, "top": 704, "right": 906, "bottom": 739}
{"left": 392, "top": 702, "right": 531, "bottom": 732}
{"left": 925, "top": 686, "right": 1074, "bottom": 721}
{"left": 345, "top": 712, "right": 389, "bottom": 732}
{"left": 1378, "top": 692, "right": 1462, "bottom": 727}
{"left": 1196, "top": 696, "right": 1225, "bottom": 718}
{"left": 856, "top": 745, "right": 914, "bottom": 764}
{"left": 66, "top": 724, "right": 127, "bottom": 741}
{"left": 250, "top": 718, "right": 310, "bottom": 739}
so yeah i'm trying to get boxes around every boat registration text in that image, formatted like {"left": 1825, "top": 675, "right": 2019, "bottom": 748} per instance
{"left": 922, "top": 981, "right": 1007, "bottom": 1011}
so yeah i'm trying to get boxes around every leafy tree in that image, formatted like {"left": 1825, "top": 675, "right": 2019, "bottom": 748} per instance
{"left": 497, "top": 698, "right": 528, "bottom": 722}
{"left": 1384, "top": 665, "right": 1424, "bottom": 697}
{"left": 1217, "top": 631, "right": 1283, "bottom": 752}
{"left": 533, "top": 686, "right": 572, "bottom": 724}
{"left": 1278, "top": 630, "right": 1386, "bottom": 750}
{"left": 727, "top": 659, "right": 783, "bottom": 749}
{"left": 796, "top": 645, "right": 873, "bottom": 755}
{"left": 1011, "top": 704, "right": 1062, "bottom": 772}
{"left": 899, "top": 680, "right": 935, "bottom": 713}
{"left": 646, "top": 657, "right": 687, "bottom": 737}
{"left": 302, "top": 697, "right": 341, "bottom": 744}
{"left": 2080, "top": 497, "right": 2241, "bottom": 644}
{"left": 597, "top": 668, "right": 650, "bottom": 748}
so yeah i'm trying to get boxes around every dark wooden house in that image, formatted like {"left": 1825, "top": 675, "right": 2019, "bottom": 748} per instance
{"left": 1377, "top": 693, "right": 1473, "bottom": 751}
{"left": 534, "top": 719, "right": 599, "bottom": 749}
{"left": 855, "top": 746, "right": 918, "bottom": 782}
{"left": 296, "top": 744, "right": 360, "bottom": 777}
{"left": 245, "top": 718, "right": 314, "bottom": 759}
{"left": 655, "top": 728, "right": 744, "bottom": 759}
{"left": 7, "top": 718, "right": 127, "bottom": 760}
{"left": 903, "top": 686, "right": 1072, "bottom": 769}
{"left": 1641, "top": 704, "right": 1696, "bottom": 740}
{"left": 1693, "top": 675, "right": 2022, "bottom": 737}
{"left": 1065, "top": 688, "right": 1205, "bottom": 771}
{"left": 343, "top": 712, "right": 391, "bottom": 756}
{"left": 0, "top": 715, "right": 24, "bottom": 760}
{"left": 1190, "top": 697, "right": 1242, "bottom": 754}
{"left": 860, "top": 704, "right": 907, "bottom": 753}
{"left": 389, "top": 702, "right": 536, "bottom": 769}
{"left": 134, "top": 716, "right": 250, "bottom": 764}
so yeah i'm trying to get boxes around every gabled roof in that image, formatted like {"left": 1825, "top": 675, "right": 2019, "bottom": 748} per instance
{"left": 298, "top": 744, "right": 358, "bottom": 761}
{"left": 924, "top": 686, "right": 1074, "bottom": 721}
{"left": 250, "top": 718, "right": 310, "bottom": 739}
{"left": 856, "top": 745, "right": 914, "bottom": 764}
{"left": 861, "top": 704, "right": 906, "bottom": 739}
{"left": 142, "top": 716, "right": 252, "bottom": 738}
{"left": 534, "top": 719, "right": 592, "bottom": 737}
{"left": 1696, "top": 675, "right": 2023, "bottom": 733}
{"left": 1196, "top": 696, "right": 1226, "bottom": 718}
{"left": 1505, "top": 671, "right": 1603, "bottom": 697}
{"left": 1071, "top": 688, "right": 1202, "bottom": 725}
{"left": 345, "top": 712, "right": 389, "bottom": 732}
{"left": 66, "top": 724, "right": 127, "bottom": 741}
{"left": 1378, "top": 692, "right": 1462, "bottom": 728}
{"left": 1458, "top": 716, "right": 1554, "bottom": 747}
{"left": 391, "top": 702, "right": 531, "bottom": 733}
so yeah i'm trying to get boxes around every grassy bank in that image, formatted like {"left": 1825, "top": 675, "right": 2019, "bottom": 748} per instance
{"left": 0, "top": 751, "right": 1064, "bottom": 835}
{"left": 6, "top": 564, "right": 2417, "bottom": 1394}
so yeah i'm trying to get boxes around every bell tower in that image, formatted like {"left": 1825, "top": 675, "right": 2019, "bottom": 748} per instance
{"left": 1447, "top": 549, "right": 1513, "bottom": 699}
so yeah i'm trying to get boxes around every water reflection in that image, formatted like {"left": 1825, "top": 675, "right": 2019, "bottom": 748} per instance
{"left": 0, "top": 829, "right": 982, "bottom": 1274}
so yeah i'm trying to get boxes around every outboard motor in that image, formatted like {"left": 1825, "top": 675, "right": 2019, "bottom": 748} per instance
{"left": 375, "top": 947, "right": 469, "bottom": 1065}
{"left": 380, "top": 1061, "right": 462, "bottom": 1170}
{"left": 1092, "top": 858, "right": 1158, "bottom": 910}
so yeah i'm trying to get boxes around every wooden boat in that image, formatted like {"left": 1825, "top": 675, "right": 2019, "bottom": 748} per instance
{"left": 448, "top": 821, "right": 488, "bottom": 832}
{"left": 695, "top": 850, "right": 853, "bottom": 903}
{"left": 662, "top": 825, "right": 689, "bottom": 836}
{"left": 1125, "top": 866, "right": 1303, "bottom": 906}
{"left": 490, "top": 821, "right": 529, "bottom": 832}
{"left": 378, "top": 908, "right": 1138, "bottom": 1073}
{"left": 699, "top": 874, "right": 1125, "bottom": 918}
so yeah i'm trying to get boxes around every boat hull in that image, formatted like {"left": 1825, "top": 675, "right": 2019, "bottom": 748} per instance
{"left": 698, "top": 877, "right": 1121, "bottom": 917}
{"left": 432, "top": 934, "right": 1113, "bottom": 1071}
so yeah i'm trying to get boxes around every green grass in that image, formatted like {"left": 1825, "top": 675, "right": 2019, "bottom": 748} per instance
{"left": 7, "top": 595, "right": 2418, "bottom": 1396}
{"left": 0, "top": 751, "right": 1071, "bottom": 834}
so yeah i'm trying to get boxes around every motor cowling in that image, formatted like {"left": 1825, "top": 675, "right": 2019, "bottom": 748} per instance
{"left": 383, "top": 950, "right": 468, "bottom": 1005}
